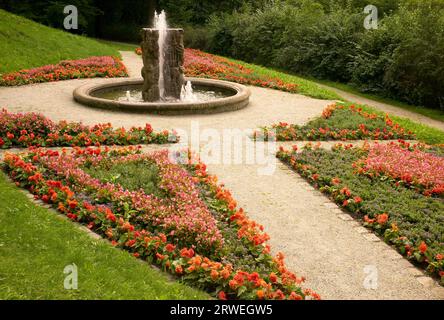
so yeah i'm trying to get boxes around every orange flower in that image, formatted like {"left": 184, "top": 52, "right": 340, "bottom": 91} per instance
{"left": 220, "top": 268, "right": 230, "bottom": 280}
{"left": 377, "top": 213, "right": 389, "bottom": 225}
{"left": 436, "top": 254, "right": 443, "bottom": 261}
{"left": 289, "top": 292, "right": 303, "bottom": 300}
{"left": 229, "top": 280, "right": 238, "bottom": 290}
{"left": 165, "top": 243, "right": 176, "bottom": 252}
{"left": 256, "top": 290, "right": 265, "bottom": 300}
{"left": 187, "top": 265, "right": 196, "bottom": 273}
{"left": 210, "top": 270, "right": 219, "bottom": 281}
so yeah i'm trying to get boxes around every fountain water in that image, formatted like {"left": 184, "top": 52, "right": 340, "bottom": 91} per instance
{"left": 73, "top": 11, "right": 250, "bottom": 114}
{"left": 181, "top": 81, "right": 197, "bottom": 102}
{"left": 141, "top": 12, "right": 185, "bottom": 102}
{"left": 154, "top": 11, "right": 167, "bottom": 99}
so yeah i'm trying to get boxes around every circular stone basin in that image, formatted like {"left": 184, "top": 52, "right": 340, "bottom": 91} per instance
{"left": 73, "top": 77, "right": 250, "bottom": 115}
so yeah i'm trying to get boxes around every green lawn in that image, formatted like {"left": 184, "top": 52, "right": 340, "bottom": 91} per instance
{"left": 357, "top": 104, "right": 444, "bottom": 145}
{"left": 317, "top": 79, "right": 444, "bottom": 123}
{"left": 0, "top": 172, "right": 209, "bottom": 300}
{"left": 0, "top": 9, "right": 121, "bottom": 73}
{"left": 96, "top": 39, "right": 138, "bottom": 52}
{"left": 225, "top": 57, "right": 341, "bottom": 101}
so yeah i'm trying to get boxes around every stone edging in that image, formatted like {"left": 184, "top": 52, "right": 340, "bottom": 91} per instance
{"left": 73, "top": 77, "right": 251, "bottom": 115}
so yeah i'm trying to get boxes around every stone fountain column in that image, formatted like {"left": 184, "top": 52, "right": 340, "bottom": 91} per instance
{"left": 140, "top": 28, "right": 185, "bottom": 102}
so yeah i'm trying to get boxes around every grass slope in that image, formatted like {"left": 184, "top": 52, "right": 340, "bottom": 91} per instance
{"left": 0, "top": 9, "right": 121, "bottom": 74}
{"left": 318, "top": 79, "right": 444, "bottom": 123}
{"left": 0, "top": 172, "right": 209, "bottom": 300}
{"left": 224, "top": 56, "right": 341, "bottom": 101}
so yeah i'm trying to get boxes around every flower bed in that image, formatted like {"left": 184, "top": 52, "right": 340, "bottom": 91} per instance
{"left": 355, "top": 142, "right": 444, "bottom": 197}
{"left": 0, "top": 109, "right": 175, "bottom": 149}
{"left": 2, "top": 147, "right": 319, "bottom": 300}
{"left": 0, "top": 56, "right": 128, "bottom": 86}
{"left": 277, "top": 142, "right": 444, "bottom": 285}
{"left": 256, "top": 104, "right": 415, "bottom": 141}
{"left": 135, "top": 47, "right": 298, "bottom": 93}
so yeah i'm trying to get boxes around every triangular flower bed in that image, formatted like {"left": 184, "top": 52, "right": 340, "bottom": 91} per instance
{"left": 2, "top": 146, "right": 319, "bottom": 300}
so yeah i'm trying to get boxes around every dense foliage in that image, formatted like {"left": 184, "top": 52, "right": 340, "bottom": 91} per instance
{"left": 206, "top": 0, "right": 444, "bottom": 110}
{"left": 0, "top": 0, "right": 263, "bottom": 42}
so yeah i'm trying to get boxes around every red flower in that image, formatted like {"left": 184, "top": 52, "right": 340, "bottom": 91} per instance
{"left": 419, "top": 241, "right": 428, "bottom": 254}
{"left": 0, "top": 137, "right": 4, "bottom": 147}
{"left": 376, "top": 213, "right": 389, "bottom": 225}
{"left": 436, "top": 254, "right": 443, "bottom": 261}
{"left": 269, "top": 272, "right": 278, "bottom": 283}
{"left": 126, "top": 239, "right": 136, "bottom": 247}
{"left": 180, "top": 247, "right": 195, "bottom": 258}
{"left": 156, "top": 253, "right": 165, "bottom": 260}
{"left": 354, "top": 196, "right": 362, "bottom": 204}
{"left": 67, "top": 199, "right": 77, "bottom": 209}
{"left": 6, "top": 132, "right": 14, "bottom": 140}
{"left": 218, "top": 291, "right": 227, "bottom": 300}
{"left": 145, "top": 124, "right": 153, "bottom": 135}
{"left": 165, "top": 243, "right": 176, "bottom": 252}
{"left": 340, "top": 187, "right": 351, "bottom": 197}
{"left": 175, "top": 265, "right": 183, "bottom": 275}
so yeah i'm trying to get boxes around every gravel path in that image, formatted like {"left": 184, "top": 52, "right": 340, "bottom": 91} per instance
{"left": 0, "top": 51, "right": 442, "bottom": 300}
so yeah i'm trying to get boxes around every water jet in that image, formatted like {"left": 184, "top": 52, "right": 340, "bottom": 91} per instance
{"left": 73, "top": 11, "right": 250, "bottom": 115}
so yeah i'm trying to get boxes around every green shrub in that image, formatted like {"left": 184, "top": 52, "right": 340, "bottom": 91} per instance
{"left": 206, "top": 0, "right": 444, "bottom": 110}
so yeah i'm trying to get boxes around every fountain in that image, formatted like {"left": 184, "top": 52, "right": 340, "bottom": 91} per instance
{"left": 73, "top": 11, "right": 250, "bottom": 114}
{"left": 141, "top": 11, "right": 184, "bottom": 102}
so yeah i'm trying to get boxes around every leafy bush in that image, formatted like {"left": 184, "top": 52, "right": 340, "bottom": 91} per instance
{"left": 206, "top": 0, "right": 444, "bottom": 110}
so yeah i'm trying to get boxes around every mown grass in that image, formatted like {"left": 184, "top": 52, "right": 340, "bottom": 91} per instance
{"left": 317, "top": 79, "right": 444, "bottom": 123}
{"left": 0, "top": 172, "right": 209, "bottom": 300}
{"left": 96, "top": 39, "right": 138, "bottom": 52}
{"left": 223, "top": 56, "right": 341, "bottom": 101}
{"left": 356, "top": 104, "right": 444, "bottom": 145}
{"left": 0, "top": 9, "right": 121, "bottom": 73}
